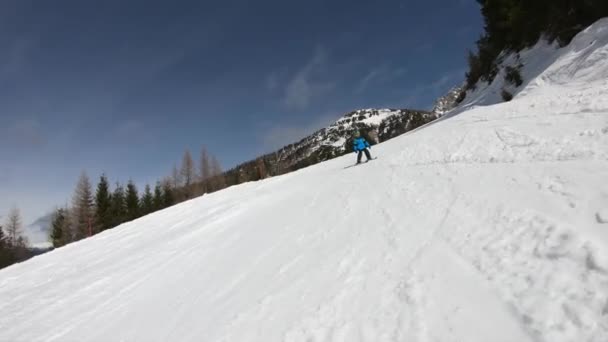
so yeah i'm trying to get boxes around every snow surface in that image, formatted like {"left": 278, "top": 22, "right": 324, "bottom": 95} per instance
{"left": 2, "top": 19, "right": 608, "bottom": 342}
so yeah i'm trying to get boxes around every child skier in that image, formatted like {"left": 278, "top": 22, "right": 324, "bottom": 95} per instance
{"left": 352, "top": 130, "right": 373, "bottom": 164}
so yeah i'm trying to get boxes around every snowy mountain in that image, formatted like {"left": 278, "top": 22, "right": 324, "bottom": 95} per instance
{"left": 266, "top": 108, "right": 435, "bottom": 171}
{"left": 1, "top": 18, "right": 608, "bottom": 342}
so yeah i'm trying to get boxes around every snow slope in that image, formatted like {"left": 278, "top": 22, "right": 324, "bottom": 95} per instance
{"left": 456, "top": 17, "right": 608, "bottom": 113}
{"left": 2, "top": 19, "right": 608, "bottom": 342}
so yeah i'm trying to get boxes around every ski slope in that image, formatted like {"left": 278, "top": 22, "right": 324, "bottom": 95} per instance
{"left": 2, "top": 20, "right": 608, "bottom": 342}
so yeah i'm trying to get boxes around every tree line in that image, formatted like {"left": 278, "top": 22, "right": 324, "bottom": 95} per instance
{"left": 49, "top": 147, "right": 227, "bottom": 249}
{"left": 1, "top": 142, "right": 282, "bottom": 272}
{"left": 464, "top": 0, "right": 608, "bottom": 91}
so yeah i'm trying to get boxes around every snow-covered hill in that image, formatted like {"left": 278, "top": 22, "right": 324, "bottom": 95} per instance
{"left": 268, "top": 108, "right": 435, "bottom": 171}
{"left": 1, "top": 19, "right": 608, "bottom": 342}
{"left": 453, "top": 17, "right": 608, "bottom": 114}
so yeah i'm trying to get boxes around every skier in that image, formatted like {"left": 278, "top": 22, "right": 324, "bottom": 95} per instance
{"left": 352, "top": 130, "right": 373, "bottom": 164}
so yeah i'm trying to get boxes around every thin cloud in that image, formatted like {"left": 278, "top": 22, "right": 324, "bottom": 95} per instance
{"left": 261, "top": 113, "right": 338, "bottom": 150}
{"left": 5, "top": 118, "right": 47, "bottom": 148}
{"left": 265, "top": 67, "right": 288, "bottom": 92}
{"left": 283, "top": 46, "right": 335, "bottom": 110}
{"left": 355, "top": 65, "right": 407, "bottom": 94}
{"left": 356, "top": 66, "right": 388, "bottom": 93}
{"left": 402, "top": 68, "right": 466, "bottom": 109}
{"left": 109, "top": 120, "right": 159, "bottom": 149}
{"left": 265, "top": 72, "right": 280, "bottom": 91}
{"left": 432, "top": 68, "right": 466, "bottom": 91}
{"left": 431, "top": 75, "right": 453, "bottom": 90}
{"left": 113, "top": 120, "right": 145, "bottom": 139}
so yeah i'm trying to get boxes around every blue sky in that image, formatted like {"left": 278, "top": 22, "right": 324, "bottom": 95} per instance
{"left": 0, "top": 0, "right": 482, "bottom": 236}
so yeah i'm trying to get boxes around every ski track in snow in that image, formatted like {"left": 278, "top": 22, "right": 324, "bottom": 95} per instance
{"left": 2, "top": 19, "right": 608, "bottom": 342}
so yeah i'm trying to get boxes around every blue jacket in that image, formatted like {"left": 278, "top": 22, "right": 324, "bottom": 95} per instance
{"left": 353, "top": 137, "right": 370, "bottom": 152}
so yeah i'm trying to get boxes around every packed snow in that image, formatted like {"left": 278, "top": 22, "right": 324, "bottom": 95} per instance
{"left": 2, "top": 19, "right": 608, "bottom": 342}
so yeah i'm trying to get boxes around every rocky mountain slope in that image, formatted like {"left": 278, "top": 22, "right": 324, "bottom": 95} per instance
{"left": 229, "top": 108, "right": 435, "bottom": 180}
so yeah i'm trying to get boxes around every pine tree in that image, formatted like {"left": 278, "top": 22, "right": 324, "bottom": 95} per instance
{"left": 72, "top": 172, "right": 94, "bottom": 240}
{"left": 0, "top": 225, "right": 5, "bottom": 247}
{"left": 153, "top": 182, "right": 164, "bottom": 211}
{"left": 125, "top": 180, "right": 140, "bottom": 221}
{"left": 95, "top": 174, "right": 112, "bottom": 232}
{"left": 140, "top": 184, "right": 154, "bottom": 216}
{"left": 110, "top": 183, "right": 126, "bottom": 228}
{"left": 0, "top": 224, "right": 14, "bottom": 269}
{"left": 50, "top": 207, "right": 69, "bottom": 248}
{"left": 161, "top": 178, "right": 175, "bottom": 208}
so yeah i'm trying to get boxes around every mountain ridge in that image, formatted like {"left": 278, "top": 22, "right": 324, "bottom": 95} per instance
{"left": 225, "top": 107, "right": 436, "bottom": 182}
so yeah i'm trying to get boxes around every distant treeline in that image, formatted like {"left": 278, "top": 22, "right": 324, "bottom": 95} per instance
{"left": 48, "top": 148, "right": 227, "bottom": 249}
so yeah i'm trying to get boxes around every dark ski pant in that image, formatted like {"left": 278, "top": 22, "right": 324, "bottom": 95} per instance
{"left": 357, "top": 148, "right": 372, "bottom": 163}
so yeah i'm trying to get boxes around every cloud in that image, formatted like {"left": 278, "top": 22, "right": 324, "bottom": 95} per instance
{"left": 114, "top": 120, "right": 144, "bottom": 138}
{"left": 265, "top": 68, "right": 288, "bottom": 91}
{"left": 355, "top": 65, "right": 407, "bottom": 94}
{"left": 261, "top": 113, "right": 338, "bottom": 150}
{"left": 108, "top": 120, "right": 160, "bottom": 151}
{"left": 265, "top": 72, "right": 280, "bottom": 91}
{"left": 401, "top": 68, "right": 466, "bottom": 109}
{"left": 430, "top": 74, "right": 453, "bottom": 90}
{"left": 433, "top": 68, "right": 466, "bottom": 90}
{"left": 4, "top": 118, "right": 47, "bottom": 148}
{"left": 283, "top": 46, "right": 335, "bottom": 110}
